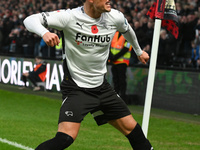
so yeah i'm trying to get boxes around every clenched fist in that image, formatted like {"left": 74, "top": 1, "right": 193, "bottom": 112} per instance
{"left": 137, "top": 51, "right": 149, "bottom": 64}
{"left": 43, "top": 32, "right": 60, "bottom": 47}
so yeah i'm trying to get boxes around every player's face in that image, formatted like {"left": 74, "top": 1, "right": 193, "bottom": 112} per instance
{"left": 93, "top": 0, "right": 111, "bottom": 13}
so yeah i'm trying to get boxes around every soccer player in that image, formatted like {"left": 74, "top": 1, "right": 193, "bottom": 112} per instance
{"left": 23, "top": 0, "right": 153, "bottom": 149}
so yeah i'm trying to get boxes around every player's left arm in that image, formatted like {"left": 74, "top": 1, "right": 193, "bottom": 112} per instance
{"left": 115, "top": 11, "right": 149, "bottom": 64}
{"left": 122, "top": 26, "right": 149, "bottom": 64}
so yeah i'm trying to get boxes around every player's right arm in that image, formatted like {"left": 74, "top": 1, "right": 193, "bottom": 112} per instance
{"left": 23, "top": 10, "right": 69, "bottom": 47}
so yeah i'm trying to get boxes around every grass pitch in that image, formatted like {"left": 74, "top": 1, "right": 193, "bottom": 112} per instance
{"left": 0, "top": 84, "right": 200, "bottom": 150}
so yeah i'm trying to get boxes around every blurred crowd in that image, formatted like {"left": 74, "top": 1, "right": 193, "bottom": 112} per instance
{"left": 1, "top": 0, "right": 200, "bottom": 69}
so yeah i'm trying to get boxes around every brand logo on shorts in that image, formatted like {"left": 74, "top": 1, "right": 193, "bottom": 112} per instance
{"left": 65, "top": 111, "right": 73, "bottom": 116}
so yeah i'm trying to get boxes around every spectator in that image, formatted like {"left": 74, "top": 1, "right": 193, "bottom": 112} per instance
{"left": 109, "top": 31, "right": 132, "bottom": 102}
{"left": 20, "top": 28, "right": 35, "bottom": 57}
{"left": 34, "top": 34, "right": 42, "bottom": 57}
{"left": 133, "top": 20, "right": 146, "bottom": 48}
{"left": 158, "top": 29, "right": 177, "bottom": 66}
{"left": 176, "top": 2, "right": 185, "bottom": 16}
{"left": 1, "top": 11, "right": 14, "bottom": 52}
{"left": 19, "top": 56, "right": 47, "bottom": 91}
{"left": 8, "top": 28, "right": 20, "bottom": 53}
{"left": 39, "top": 38, "right": 49, "bottom": 58}
{"left": 0, "top": 19, "right": 3, "bottom": 50}
{"left": 55, "top": 31, "right": 63, "bottom": 59}
{"left": 178, "top": 12, "right": 198, "bottom": 61}
{"left": 189, "top": 40, "right": 200, "bottom": 69}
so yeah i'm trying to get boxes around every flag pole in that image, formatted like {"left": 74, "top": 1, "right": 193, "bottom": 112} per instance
{"left": 142, "top": 18, "right": 162, "bottom": 137}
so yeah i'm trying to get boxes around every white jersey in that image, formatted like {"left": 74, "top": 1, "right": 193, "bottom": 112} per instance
{"left": 43, "top": 7, "right": 129, "bottom": 88}
{"left": 24, "top": 6, "right": 140, "bottom": 88}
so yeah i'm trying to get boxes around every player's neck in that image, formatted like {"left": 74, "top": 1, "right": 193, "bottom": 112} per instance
{"left": 83, "top": 4, "right": 101, "bottom": 19}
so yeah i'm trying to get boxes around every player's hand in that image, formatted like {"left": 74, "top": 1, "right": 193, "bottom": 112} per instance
{"left": 42, "top": 32, "right": 60, "bottom": 47}
{"left": 137, "top": 51, "right": 149, "bottom": 64}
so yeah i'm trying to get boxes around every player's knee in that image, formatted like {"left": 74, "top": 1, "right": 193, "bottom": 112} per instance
{"left": 123, "top": 115, "right": 137, "bottom": 134}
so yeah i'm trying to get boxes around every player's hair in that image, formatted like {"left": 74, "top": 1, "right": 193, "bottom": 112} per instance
{"left": 81, "top": 0, "right": 86, "bottom": 3}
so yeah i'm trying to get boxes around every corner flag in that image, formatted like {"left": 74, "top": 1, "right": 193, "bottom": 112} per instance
{"left": 142, "top": 0, "right": 178, "bottom": 137}
{"left": 147, "top": 0, "right": 179, "bottom": 39}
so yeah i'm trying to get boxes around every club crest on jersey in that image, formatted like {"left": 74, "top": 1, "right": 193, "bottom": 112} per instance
{"left": 91, "top": 25, "right": 98, "bottom": 34}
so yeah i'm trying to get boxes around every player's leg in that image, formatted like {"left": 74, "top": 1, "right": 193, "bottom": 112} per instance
{"left": 36, "top": 82, "right": 99, "bottom": 150}
{"left": 108, "top": 115, "right": 153, "bottom": 150}
{"left": 35, "top": 85, "right": 81, "bottom": 150}
{"left": 35, "top": 122, "right": 80, "bottom": 150}
{"left": 98, "top": 80, "right": 153, "bottom": 150}
{"left": 58, "top": 121, "right": 81, "bottom": 139}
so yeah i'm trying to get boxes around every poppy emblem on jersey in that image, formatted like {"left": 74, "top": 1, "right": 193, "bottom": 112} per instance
{"left": 91, "top": 25, "right": 98, "bottom": 34}
{"left": 75, "top": 40, "right": 82, "bottom": 45}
